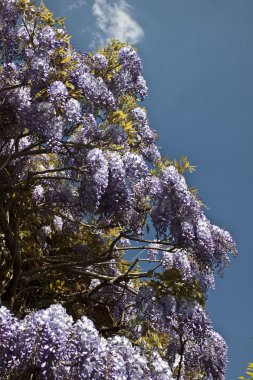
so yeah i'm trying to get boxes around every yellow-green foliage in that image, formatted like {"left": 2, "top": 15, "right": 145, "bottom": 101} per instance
{"left": 135, "top": 325, "right": 169, "bottom": 358}
{"left": 239, "top": 363, "right": 253, "bottom": 379}
{"left": 150, "top": 269, "right": 205, "bottom": 307}
{"left": 98, "top": 39, "right": 128, "bottom": 77}
{"left": 174, "top": 156, "right": 196, "bottom": 174}
{"left": 151, "top": 156, "right": 195, "bottom": 176}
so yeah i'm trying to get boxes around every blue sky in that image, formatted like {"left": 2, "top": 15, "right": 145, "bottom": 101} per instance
{"left": 45, "top": 1, "right": 253, "bottom": 378}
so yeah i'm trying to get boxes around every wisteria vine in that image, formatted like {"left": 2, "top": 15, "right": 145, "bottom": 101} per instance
{"left": 0, "top": 0, "right": 236, "bottom": 379}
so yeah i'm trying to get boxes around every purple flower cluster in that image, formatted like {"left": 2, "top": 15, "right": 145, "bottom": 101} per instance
{"left": 131, "top": 107, "right": 158, "bottom": 145}
{"left": 111, "top": 46, "right": 148, "bottom": 100}
{"left": 0, "top": 0, "right": 20, "bottom": 59}
{"left": 161, "top": 249, "right": 192, "bottom": 281}
{"left": 135, "top": 288, "right": 228, "bottom": 379}
{"left": 0, "top": 306, "right": 19, "bottom": 375}
{"left": 147, "top": 244, "right": 215, "bottom": 291}
{"left": 65, "top": 98, "right": 82, "bottom": 123}
{"left": 72, "top": 60, "right": 116, "bottom": 110}
{"left": 119, "top": 47, "right": 142, "bottom": 75}
{"left": 184, "top": 330, "right": 228, "bottom": 379}
{"left": 92, "top": 53, "right": 108, "bottom": 70}
{"left": 130, "top": 107, "right": 160, "bottom": 163}
{"left": 48, "top": 81, "right": 68, "bottom": 102}
{"left": 38, "top": 25, "right": 60, "bottom": 52}
{"left": 80, "top": 148, "right": 109, "bottom": 212}
{"left": 141, "top": 144, "right": 161, "bottom": 163}
{"left": 131, "top": 107, "right": 148, "bottom": 124}
{"left": 151, "top": 166, "right": 237, "bottom": 271}
{"left": 98, "top": 152, "right": 132, "bottom": 223}
{"left": 0, "top": 304, "right": 173, "bottom": 380}
{"left": 32, "top": 184, "right": 45, "bottom": 202}
{"left": 124, "top": 152, "right": 148, "bottom": 179}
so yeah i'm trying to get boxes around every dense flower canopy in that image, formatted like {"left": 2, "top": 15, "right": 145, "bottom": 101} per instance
{"left": 0, "top": 0, "right": 237, "bottom": 379}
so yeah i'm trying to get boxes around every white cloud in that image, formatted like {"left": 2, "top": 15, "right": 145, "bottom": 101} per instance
{"left": 91, "top": 0, "right": 144, "bottom": 47}
{"left": 66, "top": 0, "right": 87, "bottom": 12}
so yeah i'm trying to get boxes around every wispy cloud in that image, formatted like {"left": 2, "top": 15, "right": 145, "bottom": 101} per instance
{"left": 91, "top": 0, "right": 144, "bottom": 47}
{"left": 66, "top": 0, "right": 87, "bottom": 12}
